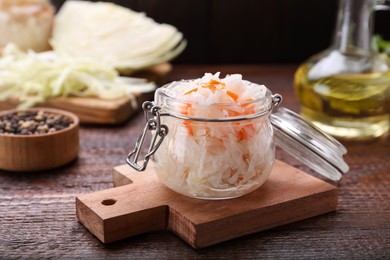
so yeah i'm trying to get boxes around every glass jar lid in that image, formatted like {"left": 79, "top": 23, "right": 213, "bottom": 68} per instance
{"left": 270, "top": 107, "right": 349, "bottom": 182}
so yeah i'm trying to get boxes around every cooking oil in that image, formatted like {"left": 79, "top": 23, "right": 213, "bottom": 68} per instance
{"left": 293, "top": 0, "right": 390, "bottom": 140}
{"left": 294, "top": 62, "right": 390, "bottom": 140}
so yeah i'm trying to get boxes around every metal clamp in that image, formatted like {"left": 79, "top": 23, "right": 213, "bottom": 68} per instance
{"left": 126, "top": 101, "right": 168, "bottom": 171}
{"left": 272, "top": 94, "right": 283, "bottom": 109}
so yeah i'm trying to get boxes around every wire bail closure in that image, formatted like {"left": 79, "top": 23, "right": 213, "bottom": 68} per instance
{"left": 126, "top": 94, "right": 281, "bottom": 172}
{"left": 126, "top": 101, "right": 168, "bottom": 171}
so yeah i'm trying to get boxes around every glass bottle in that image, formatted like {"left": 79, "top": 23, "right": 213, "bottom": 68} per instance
{"left": 294, "top": 0, "right": 390, "bottom": 140}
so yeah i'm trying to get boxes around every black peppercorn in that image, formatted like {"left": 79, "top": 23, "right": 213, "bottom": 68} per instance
{"left": 0, "top": 110, "right": 73, "bottom": 135}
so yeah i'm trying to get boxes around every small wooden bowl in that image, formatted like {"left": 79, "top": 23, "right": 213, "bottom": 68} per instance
{"left": 0, "top": 108, "right": 79, "bottom": 171}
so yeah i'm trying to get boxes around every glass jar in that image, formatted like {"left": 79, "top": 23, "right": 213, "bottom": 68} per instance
{"left": 127, "top": 80, "right": 349, "bottom": 200}
{"left": 294, "top": 0, "right": 390, "bottom": 140}
{"left": 0, "top": 0, "right": 54, "bottom": 52}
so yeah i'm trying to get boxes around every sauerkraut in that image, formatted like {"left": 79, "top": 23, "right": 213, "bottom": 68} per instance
{"left": 152, "top": 73, "right": 275, "bottom": 199}
{"left": 0, "top": 0, "right": 54, "bottom": 52}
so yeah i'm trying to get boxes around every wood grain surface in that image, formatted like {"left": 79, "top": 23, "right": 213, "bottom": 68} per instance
{"left": 76, "top": 160, "right": 338, "bottom": 248}
{"left": 1, "top": 65, "right": 389, "bottom": 258}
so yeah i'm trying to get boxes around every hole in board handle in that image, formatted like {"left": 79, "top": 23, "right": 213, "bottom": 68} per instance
{"left": 101, "top": 199, "right": 117, "bottom": 206}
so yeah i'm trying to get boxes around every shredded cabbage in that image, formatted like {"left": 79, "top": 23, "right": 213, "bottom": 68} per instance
{"left": 0, "top": 44, "right": 156, "bottom": 109}
{"left": 51, "top": 1, "right": 186, "bottom": 74}
{"left": 152, "top": 73, "right": 275, "bottom": 199}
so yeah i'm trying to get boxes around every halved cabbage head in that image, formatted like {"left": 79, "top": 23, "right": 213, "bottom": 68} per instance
{"left": 51, "top": 1, "right": 186, "bottom": 74}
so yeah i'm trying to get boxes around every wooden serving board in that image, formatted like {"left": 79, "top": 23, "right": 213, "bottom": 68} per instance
{"left": 76, "top": 160, "right": 338, "bottom": 248}
{"left": 0, "top": 94, "right": 151, "bottom": 125}
{"left": 0, "top": 63, "right": 171, "bottom": 125}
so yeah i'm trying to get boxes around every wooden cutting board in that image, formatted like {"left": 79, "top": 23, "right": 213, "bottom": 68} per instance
{"left": 0, "top": 63, "right": 171, "bottom": 125}
{"left": 76, "top": 160, "right": 338, "bottom": 248}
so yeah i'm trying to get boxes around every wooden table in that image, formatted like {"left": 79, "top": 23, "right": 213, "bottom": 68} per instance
{"left": 1, "top": 65, "right": 389, "bottom": 258}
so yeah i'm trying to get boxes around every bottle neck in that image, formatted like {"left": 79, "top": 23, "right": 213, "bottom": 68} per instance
{"left": 333, "top": 0, "right": 375, "bottom": 55}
